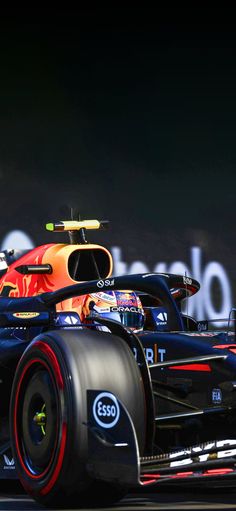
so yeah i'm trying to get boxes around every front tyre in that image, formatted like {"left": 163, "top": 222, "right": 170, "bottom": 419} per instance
{"left": 10, "top": 329, "right": 146, "bottom": 508}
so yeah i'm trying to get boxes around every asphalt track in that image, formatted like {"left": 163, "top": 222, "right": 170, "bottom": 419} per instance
{"left": 1, "top": 486, "right": 236, "bottom": 511}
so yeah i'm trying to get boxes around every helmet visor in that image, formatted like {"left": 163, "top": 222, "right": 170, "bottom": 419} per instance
{"left": 119, "top": 311, "right": 144, "bottom": 330}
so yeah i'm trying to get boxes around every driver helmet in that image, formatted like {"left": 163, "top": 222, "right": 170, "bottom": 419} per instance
{"left": 82, "top": 290, "right": 145, "bottom": 332}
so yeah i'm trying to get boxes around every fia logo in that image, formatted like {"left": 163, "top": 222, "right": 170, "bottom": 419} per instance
{"left": 212, "top": 388, "right": 222, "bottom": 404}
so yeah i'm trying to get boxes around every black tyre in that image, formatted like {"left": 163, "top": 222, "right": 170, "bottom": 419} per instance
{"left": 10, "top": 329, "right": 146, "bottom": 508}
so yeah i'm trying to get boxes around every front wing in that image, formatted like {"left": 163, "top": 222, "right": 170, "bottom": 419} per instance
{"left": 86, "top": 390, "right": 236, "bottom": 489}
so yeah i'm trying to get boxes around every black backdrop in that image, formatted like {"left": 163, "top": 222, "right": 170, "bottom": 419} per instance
{"left": 0, "top": 8, "right": 235, "bottom": 322}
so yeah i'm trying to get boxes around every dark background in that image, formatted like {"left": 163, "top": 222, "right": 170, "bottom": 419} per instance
{"left": 0, "top": 8, "right": 235, "bottom": 316}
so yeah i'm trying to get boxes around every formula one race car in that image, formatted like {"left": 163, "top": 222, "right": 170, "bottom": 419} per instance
{"left": 0, "top": 218, "right": 236, "bottom": 507}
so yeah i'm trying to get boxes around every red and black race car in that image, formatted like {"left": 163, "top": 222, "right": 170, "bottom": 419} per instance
{"left": 0, "top": 218, "right": 236, "bottom": 507}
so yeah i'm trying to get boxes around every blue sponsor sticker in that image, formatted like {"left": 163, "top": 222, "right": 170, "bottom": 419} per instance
{"left": 55, "top": 312, "right": 81, "bottom": 326}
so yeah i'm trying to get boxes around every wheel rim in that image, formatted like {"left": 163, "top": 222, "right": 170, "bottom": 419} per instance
{"left": 15, "top": 359, "right": 60, "bottom": 477}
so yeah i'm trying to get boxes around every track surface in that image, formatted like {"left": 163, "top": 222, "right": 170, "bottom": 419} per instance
{"left": 1, "top": 488, "right": 236, "bottom": 511}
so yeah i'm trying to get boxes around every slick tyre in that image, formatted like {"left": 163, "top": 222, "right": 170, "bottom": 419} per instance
{"left": 10, "top": 329, "right": 146, "bottom": 508}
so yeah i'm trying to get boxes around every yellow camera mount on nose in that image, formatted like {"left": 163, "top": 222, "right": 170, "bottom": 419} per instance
{"left": 46, "top": 219, "right": 109, "bottom": 232}
{"left": 46, "top": 219, "right": 109, "bottom": 244}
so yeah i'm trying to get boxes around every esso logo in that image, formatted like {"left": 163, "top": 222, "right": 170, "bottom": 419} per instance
{"left": 93, "top": 392, "right": 120, "bottom": 429}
